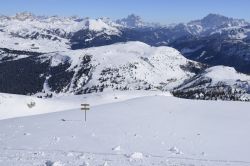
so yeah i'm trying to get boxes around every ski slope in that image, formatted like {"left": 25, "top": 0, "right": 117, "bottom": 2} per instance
{"left": 0, "top": 91, "right": 250, "bottom": 166}
{"left": 0, "top": 90, "right": 169, "bottom": 120}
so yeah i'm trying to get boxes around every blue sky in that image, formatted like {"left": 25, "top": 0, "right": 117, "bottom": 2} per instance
{"left": 0, "top": 0, "right": 249, "bottom": 24}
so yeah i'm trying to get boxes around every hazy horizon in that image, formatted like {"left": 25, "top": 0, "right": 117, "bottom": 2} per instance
{"left": 0, "top": 0, "right": 249, "bottom": 24}
{"left": 0, "top": 12, "right": 249, "bottom": 26}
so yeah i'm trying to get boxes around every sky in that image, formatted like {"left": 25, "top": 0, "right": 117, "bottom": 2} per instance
{"left": 0, "top": 0, "right": 249, "bottom": 24}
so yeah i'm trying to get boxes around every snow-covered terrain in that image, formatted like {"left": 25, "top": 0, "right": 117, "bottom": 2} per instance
{"left": 0, "top": 90, "right": 169, "bottom": 120}
{"left": 2, "top": 41, "right": 250, "bottom": 101}
{"left": 173, "top": 66, "right": 250, "bottom": 101}
{"left": 1, "top": 12, "right": 250, "bottom": 166}
{"left": 1, "top": 12, "right": 250, "bottom": 74}
{"left": 0, "top": 91, "right": 250, "bottom": 165}
{"left": 0, "top": 41, "right": 205, "bottom": 96}
{"left": 40, "top": 41, "right": 203, "bottom": 93}
{"left": 0, "top": 12, "right": 120, "bottom": 52}
{"left": 203, "top": 66, "right": 250, "bottom": 82}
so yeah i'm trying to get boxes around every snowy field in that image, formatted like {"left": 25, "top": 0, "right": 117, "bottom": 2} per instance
{"left": 0, "top": 91, "right": 250, "bottom": 166}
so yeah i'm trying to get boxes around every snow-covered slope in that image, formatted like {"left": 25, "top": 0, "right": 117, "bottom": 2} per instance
{"left": 0, "top": 90, "right": 170, "bottom": 120}
{"left": 37, "top": 42, "right": 204, "bottom": 95}
{"left": 204, "top": 66, "right": 250, "bottom": 81}
{"left": 2, "top": 40, "right": 250, "bottom": 102}
{"left": 0, "top": 41, "right": 205, "bottom": 96}
{"left": 173, "top": 66, "right": 250, "bottom": 101}
{"left": 1, "top": 93, "right": 250, "bottom": 165}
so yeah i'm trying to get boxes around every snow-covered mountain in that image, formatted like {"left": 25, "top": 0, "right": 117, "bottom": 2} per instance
{"left": 173, "top": 66, "right": 250, "bottom": 101}
{"left": 186, "top": 14, "right": 249, "bottom": 34}
{"left": 1, "top": 12, "right": 250, "bottom": 75}
{"left": 1, "top": 12, "right": 250, "bottom": 101}
{"left": 116, "top": 14, "right": 145, "bottom": 28}
{"left": 0, "top": 13, "right": 250, "bottom": 64}
{"left": 1, "top": 13, "right": 248, "bottom": 51}
{"left": 2, "top": 41, "right": 249, "bottom": 102}
{"left": 0, "top": 12, "right": 122, "bottom": 51}
{"left": 0, "top": 42, "right": 205, "bottom": 96}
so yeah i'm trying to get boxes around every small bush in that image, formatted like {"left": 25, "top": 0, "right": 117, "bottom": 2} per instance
{"left": 27, "top": 101, "right": 36, "bottom": 108}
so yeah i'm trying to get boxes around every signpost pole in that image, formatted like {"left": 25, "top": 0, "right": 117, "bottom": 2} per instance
{"left": 85, "top": 109, "right": 87, "bottom": 122}
{"left": 81, "top": 104, "right": 90, "bottom": 122}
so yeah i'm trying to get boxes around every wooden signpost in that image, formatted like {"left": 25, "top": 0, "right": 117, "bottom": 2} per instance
{"left": 81, "top": 104, "right": 90, "bottom": 122}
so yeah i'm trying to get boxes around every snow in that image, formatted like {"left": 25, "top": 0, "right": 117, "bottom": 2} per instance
{"left": 0, "top": 14, "right": 120, "bottom": 52}
{"left": 197, "top": 50, "right": 207, "bottom": 59}
{"left": 39, "top": 41, "right": 199, "bottom": 93}
{"left": 86, "top": 19, "right": 120, "bottom": 34}
{"left": 169, "top": 147, "right": 183, "bottom": 155}
{"left": 181, "top": 45, "right": 204, "bottom": 54}
{"left": 0, "top": 32, "right": 70, "bottom": 53}
{"left": 50, "top": 53, "right": 70, "bottom": 67}
{"left": 112, "top": 145, "right": 121, "bottom": 151}
{"left": 1, "top": 91, "right": 250, "bottom": 165}
{"left": 0, "top": 90, "right": 170, "bottom": 120}
{"left": 175, "top": 65, "right": 250, "bottom": 95}
{"left": 205, "top": 66, "right": 250, "bottom": 83}
{"left": 0, "top": 52, "right": 29, "bottom": 62}
{"left": 1, "top": 13, "right": 250, "bottom": 166}
{"left": 212, "top": 26, "right": 250, "bottom": 40}
{"left": 129, "top": 152, "right": 144, "bottom": 160}
{"left": 180, "top": 65, "right": 250, "bottom": 90}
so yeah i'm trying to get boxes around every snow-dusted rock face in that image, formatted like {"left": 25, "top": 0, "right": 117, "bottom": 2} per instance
{"left": 0, "top": 12, "right": 121, "bottom": 52}
{"left": 0, "top": 42, "right": 205, "bottom": 96}
{"left": 173, "top": 66, "right": 250, "bottom": 101}
{"left": 188, "top": 14, "right": 249, "bottom": 33}
{"left": 116, "top": 14, "right": 151, "bottom": 28}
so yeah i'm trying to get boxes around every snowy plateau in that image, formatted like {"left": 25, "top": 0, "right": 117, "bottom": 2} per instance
{"left": 0, "top": 12, "right": 250, "bottom": 166}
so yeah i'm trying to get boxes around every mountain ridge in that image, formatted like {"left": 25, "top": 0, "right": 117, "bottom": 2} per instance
{"left": 0, "top": 41, "right": 206, "bottom": 96}
{"left": 1, "top": 13, "right": 250, "bottom": 101}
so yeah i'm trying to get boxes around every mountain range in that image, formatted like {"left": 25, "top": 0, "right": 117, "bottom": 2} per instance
{"left": 0, "top": 12, "right": 250, "bottom": 101}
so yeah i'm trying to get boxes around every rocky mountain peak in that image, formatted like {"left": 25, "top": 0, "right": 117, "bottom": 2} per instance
{"left": 13, "top": 12, "right": 36, "bottom": 21}
{"left": 116, "top": 14, "right": 145, "bottom": 28}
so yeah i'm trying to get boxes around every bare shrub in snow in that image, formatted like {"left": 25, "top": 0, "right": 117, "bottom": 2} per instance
{"left": 27, "top": 101, "right": 36, "bottom": 108}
